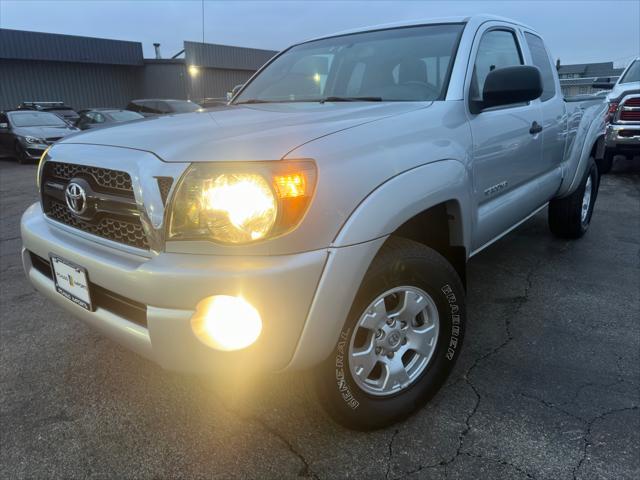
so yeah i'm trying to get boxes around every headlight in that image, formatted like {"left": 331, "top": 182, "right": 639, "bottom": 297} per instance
{"left": 169, "top": 160, "right": 316, "bottom": 244}
{"left": 24, "top": 136, "right": 45, "bottom": 144}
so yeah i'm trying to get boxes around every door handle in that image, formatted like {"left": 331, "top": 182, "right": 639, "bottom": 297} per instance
{"left": 529, "top": 121, "right": 543, "bottom": 135}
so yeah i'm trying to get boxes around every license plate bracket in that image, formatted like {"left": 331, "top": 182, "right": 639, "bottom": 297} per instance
{"left": 49, "top": 254, "right": 93, "bottom": 311}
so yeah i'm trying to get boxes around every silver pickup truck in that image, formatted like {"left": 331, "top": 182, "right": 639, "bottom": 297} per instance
{"left": 21, "top": 15, "right": 606, "bottom": 429}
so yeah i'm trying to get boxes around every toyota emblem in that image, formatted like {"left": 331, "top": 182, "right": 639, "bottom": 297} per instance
{"left": 65, "top": 182, "right": 87, "bottom": 215}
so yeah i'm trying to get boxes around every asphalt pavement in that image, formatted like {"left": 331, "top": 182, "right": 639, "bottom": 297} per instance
{"left": 1, "top": 157, "right": 638, "bottom": 479}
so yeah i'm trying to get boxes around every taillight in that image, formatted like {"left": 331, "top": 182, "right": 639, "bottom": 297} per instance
{"left": 605, "top": 102, "right": 618, "bottom": 123}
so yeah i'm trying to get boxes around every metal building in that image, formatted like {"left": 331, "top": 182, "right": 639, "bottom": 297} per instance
{"left": 0, "top": 28, "right": 277, "bottom": 111}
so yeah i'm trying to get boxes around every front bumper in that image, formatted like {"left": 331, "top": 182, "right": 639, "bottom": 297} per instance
{"left": 605, "top": 123, "right": 640, "bottom": 150}
{"left": 21, "top": 203, "right": 329, "bottom": 373}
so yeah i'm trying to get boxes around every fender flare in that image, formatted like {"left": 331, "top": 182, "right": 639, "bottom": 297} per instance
{"left": 557, "top": 102, "right": 607, "bottom": 198}
{"left": 332, "top": 159, "right": 473, "bottom": 252}
{"left": 285, "top": 159, "right": 472, "bottom": 370}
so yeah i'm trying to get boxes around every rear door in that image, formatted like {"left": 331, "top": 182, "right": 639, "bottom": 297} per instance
{"left": 466, "top": 23, "right": 544, "bottom": 251}
{"left": 522, "top": 31, "right": 565, "bottom": 196}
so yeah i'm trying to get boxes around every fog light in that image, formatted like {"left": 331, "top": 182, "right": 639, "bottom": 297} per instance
{"left": 191, "top": 295, "right": 262, "bottom": 351}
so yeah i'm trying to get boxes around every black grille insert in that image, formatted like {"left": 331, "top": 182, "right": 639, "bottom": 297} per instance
{"left": 28, "top": 252, "right": 147, "bottom": 327}
{"left": 41, "top": 161, "right": 148, "bottom": 250}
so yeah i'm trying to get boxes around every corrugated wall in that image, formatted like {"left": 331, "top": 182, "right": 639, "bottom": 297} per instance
{"left": 0, "top": 29, "right": 143, "bottom": 65}
{"left": 184, "top": 41, "right": 276, "bottom": 71}
{"left": 141, "top": 62, "right": 188, "bottom": 100}
{"left": 190, "top": 67, "right": 255, "bottom": 100}
{"left": 0, "top": 60, "right": 142, "bottom": 110}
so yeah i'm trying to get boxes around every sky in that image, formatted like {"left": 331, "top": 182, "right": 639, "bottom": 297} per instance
{"left": 0, "top": 0, "right": 638, "bottom": 67}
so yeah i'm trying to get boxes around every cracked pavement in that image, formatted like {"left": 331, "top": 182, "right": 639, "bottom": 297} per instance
{"left": 1, "top": 157, "right": 639, "bottom": 479}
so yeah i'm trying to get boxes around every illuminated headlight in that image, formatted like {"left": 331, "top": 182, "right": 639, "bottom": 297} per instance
{"left": 191, "top": 295, "right": 262, "bottom": 351}
{"left": 24, "top": 136, "right": 45, "bottom": 144}
{"left": 169, "top": 160, "right": 316, "bottom": 244}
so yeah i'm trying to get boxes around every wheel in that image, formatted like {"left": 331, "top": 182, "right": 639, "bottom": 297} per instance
{"left": 313, "top": 237, "right": 466, "bottom": 430}
{"left": 548, "top": 156, "right": 599, "bottom": 239}
{"left": 14, "top": 142, "right": 29, "bottom": 164}
{"left": 597, "top": 150, "right": 614, "bottom": 174}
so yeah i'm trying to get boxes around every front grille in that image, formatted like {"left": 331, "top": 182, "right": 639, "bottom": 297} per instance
{"left": 45, "top": 161, "right": 133, "bottom": 193}
{"left": 620, "top": 110, "right": 640, "bottom": 121}
{"left": 41, "top": 161, "right": 148, "bottom": 249}
{"left": 156, "top": 177, "right": 173, "bottom": 205}
{"left": 47, "top": 202, "right": 149, "bottom": 249}
{"left": 28, "top": 251, "right": 147, "bottom": 327}
{"left": 620, "top": 97, "right": 640, "bottom": 122}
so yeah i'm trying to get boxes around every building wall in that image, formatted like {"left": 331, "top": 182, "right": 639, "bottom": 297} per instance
{"left": 0, "top": 59, "right": 142, "bottom": 110}
{"left": 141, "top": 62, "right": 188, "bottom": 100}
{"left": 190, "top": 67, "right": 255, "bottom": 101}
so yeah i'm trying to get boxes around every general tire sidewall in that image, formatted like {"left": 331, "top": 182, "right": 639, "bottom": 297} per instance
{"left": 318, "top": 249, "right": 465, "bottom": 429}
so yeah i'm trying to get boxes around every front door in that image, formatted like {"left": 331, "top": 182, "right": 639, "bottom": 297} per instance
{"left": 467, "top": 25, "right": 544, "bottom": 251}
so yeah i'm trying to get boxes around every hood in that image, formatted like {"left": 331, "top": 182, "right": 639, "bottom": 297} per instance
{"left": 14, "top": 125, "right": 79, "bottom": 140}
{"left": 58, "top": 102, "right": 430, "bottom": 162}
{"left": 608, "top": 81, "right": 640, "bottom": 102}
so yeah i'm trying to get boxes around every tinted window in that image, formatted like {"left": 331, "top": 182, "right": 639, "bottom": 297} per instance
{"left": 8, "top": 111, "right": 67, "bottom": 127}
{"left": 236, "top": 24, "right": 464, "bottom": 103}
{"left": 524, "top": 32, "right": 556, "bottom": 102}
{"left": 471, "top": 30, "right": 523, "bottom": 101}
{"left": 620, "top": 60, "right": 639, "bottom": 83}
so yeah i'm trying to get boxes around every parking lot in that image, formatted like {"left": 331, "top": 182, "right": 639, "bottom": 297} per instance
{"left": 0, "top": 157, "right": 638, "bottom": 479}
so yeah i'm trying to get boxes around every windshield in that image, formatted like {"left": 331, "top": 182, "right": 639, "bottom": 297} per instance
{"left": 167, "top": 101, "right": 201, "bottom": 113}
{"left": 9, "top": 111, "right": 68, "bottom": 127}
{"left": 620, "top": 60, "right": 639, "bottom": 84}
{"left": 235, "top": 23, "right": 464, "bottom": 104}
{"left": 108, "top": 110, "right": 143, "bottom": 121}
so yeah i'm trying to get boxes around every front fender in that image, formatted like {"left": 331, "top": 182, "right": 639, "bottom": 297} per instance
{"left": 285, "top": 160, "right": 472, "bottom": 370}
{"left": 332, "top": 159, "right": 473, "bottom": 252}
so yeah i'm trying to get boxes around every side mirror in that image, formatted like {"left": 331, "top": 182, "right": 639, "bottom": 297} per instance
{"left": 592, "top": 82, "right": 614, "bottom": 90}
{"left": 227, "top": 83, "right": 244, "bottom": 101}
{"left": 473, "top": 65, "right": 543, "bottom": 113}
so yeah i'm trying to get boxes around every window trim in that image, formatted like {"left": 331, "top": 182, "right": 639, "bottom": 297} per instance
{"left": 466, "top": 25, "right": 526, "bottom": 114}
{"left": 523, "top": 31, "right": 557, "bottom": 103}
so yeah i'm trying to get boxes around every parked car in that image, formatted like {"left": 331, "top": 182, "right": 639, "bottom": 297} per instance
{"left": 17, "top": 101, "right": 80, "bottom": 125}
{"left": 21, "top": 15, "right": 607, "bottom": 429}
{"left": 125, "top": 99, "right": 202, "bottom": 117}
{"left": 75, "top": 109, "right": 145, "bottom": 130}
{"left": 0, "top": 110, "right": 79, "bottom": 163}
{"left": 595, "top": 58, "right": 640, "bottom": 173}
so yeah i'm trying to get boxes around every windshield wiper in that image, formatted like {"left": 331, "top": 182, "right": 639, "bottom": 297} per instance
{"left": 319, "top": 96, "right": 383, "bottom": 104}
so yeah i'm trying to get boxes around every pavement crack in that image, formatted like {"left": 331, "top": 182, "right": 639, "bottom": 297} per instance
{"left": 211, "top": 393, "right": 318, "bottom": 479}
{"left": 385, "top": 429, "right": 399, "bottom": 479}
{"left": 462, "top": 452, "right": 538, "bottom": 479}
{"left": 572, "top": 405, "right": 639, "bottom": 480}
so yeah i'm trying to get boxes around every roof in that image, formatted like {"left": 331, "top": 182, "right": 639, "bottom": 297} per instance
{"left": 0, "top": 28, "right": 143, "bottom": 65}
{"left": 558, "top": 61, "right": 624, "bottom": 77}
{"left": 304, "top": 14, "right": 536, "bottom": 43}
{"left": 184, "top": 41, "right": 277, "bottom": 71}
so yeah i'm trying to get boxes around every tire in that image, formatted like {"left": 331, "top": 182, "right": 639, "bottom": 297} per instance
{"left": 548, "top": 156, "right": 599, "bottom": 239}
{"left": 14, "top": 142, "right": 29, "bottom": 164}
{"left": 313, "top": 237, "right": 466, "bottom": 430}
{"left": 597, "top": 150, "right": 614, "bottom": 174}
